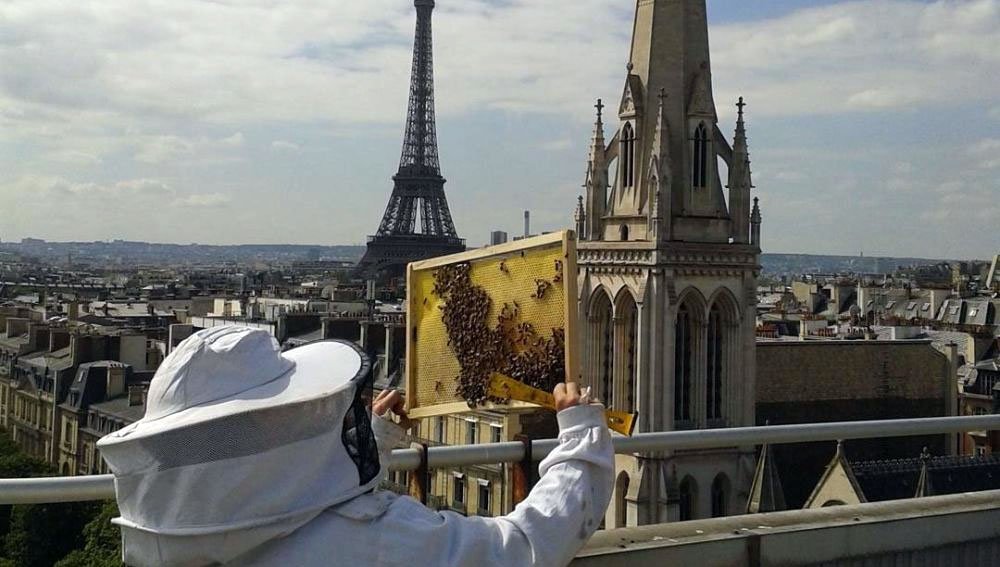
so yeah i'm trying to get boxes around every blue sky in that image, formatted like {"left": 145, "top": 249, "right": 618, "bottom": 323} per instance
{"left": 0, "top": 0, "right": 997, "bottom": 259}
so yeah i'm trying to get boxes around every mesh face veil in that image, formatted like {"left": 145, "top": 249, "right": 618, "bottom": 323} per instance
{"left": 341, "top": 362, "right": 380, "bottom": 486}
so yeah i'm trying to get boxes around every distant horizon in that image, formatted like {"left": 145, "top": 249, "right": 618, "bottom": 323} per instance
{"left": 3, "top": 236, "right": 985, "bottom": 263}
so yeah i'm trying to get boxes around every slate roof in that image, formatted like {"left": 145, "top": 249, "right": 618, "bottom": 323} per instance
{"left": 91, "top": 396, "right": 146, "bottom": 424}
{"left": 19, "top": 346, "right": 73, "bottom": 372}
{"left": 747, "top": 443, "right": 787, "bottom": 514}
{"left": 851, "top": 454, "right": 1000, "bottom": 502}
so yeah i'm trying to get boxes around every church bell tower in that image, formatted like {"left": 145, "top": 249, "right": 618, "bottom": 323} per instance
{"left": 576, "top": 0, "right": 763, "bottom": 527}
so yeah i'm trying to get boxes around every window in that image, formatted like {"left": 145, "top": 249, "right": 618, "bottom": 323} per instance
{"left": 478, "top": 481, "right": 492, "bottom": 514}
{"left": 619, "top": 224, "right": 629, "bottom": 242}
{"left": 885, "top": 301, "right": 896, "bottom": 310}
{"left": 907, "top": 302, "right": 917, "bottom": 310}
{"left": 707, "top": 305, "right": 724, "bottom": 421}
{"left": 692, "top": 123, "right": 708, "bottom": 188}
{"left": 615, "top": 472, "right": 630, "bottom": 527}
{"left": 466, "top": 420, "right": 477, "bottom": 445}
{"left": 976, "top": 446, "right": 988, "bottom": 457}
{"left": 711, "top": 475, "right": 729, "bottom": 518}
{"left": 435, "top": 417, "right": 445, "bottom": 444}
{"left": 453, "top": 474, "right": 466, "bottom": 506}
{"left": 921, "top": 303, "right": 931, "bottom": 312}
{"left": 949, "top": 306, "right": 960, "bottom": 315}
{"left": 679, "top": 477, "right": 697, "bottom": 521}
{"left": 674, "top": 304, "right": 693, "bottom": 423}
{"left": 490, "top": 424, "right": 502, "bottom": 444}
{"left": 970, "top": 308, "right": 979, "bottom": 317}
{"left": 621, "top": 122, "right": 636, "bottom": 188}
{"left": 596, "top": 297, "right": 614, "bottom": 403}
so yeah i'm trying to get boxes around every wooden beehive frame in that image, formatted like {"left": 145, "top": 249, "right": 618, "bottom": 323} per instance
{"left": 405, "top": 231, "right": 579, "bottom": 419}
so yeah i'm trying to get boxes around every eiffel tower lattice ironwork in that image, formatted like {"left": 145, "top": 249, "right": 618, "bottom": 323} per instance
{"left": 355, "top": 0, "right": 464, "bottom": 279}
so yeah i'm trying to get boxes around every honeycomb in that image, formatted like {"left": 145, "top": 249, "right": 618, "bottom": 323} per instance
{"left": 407, "top": 233, "right": 576, "bottom": 418}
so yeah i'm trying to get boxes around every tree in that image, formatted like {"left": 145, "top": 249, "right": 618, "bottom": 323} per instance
{"left": 54, "top": 501, "right": 121, "bottom": 567}
{"left": 0, "top": 429, "right": 116, "bottom": 565}
{"left": 3, "top": 502, "right": 98, "bottom": 567}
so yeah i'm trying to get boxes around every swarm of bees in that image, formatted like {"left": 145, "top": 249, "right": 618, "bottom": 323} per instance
{"left": 432, "top": 261, "right": 565, "bottom": 407}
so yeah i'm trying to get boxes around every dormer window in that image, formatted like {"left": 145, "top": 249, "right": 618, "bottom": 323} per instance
{"left": 693, "top": 123, "right": 708, "bottom": 188}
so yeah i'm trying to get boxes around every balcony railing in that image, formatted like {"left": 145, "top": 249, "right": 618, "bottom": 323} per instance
{"left": 0, "top": 415, "right": 998, "bottom": 505}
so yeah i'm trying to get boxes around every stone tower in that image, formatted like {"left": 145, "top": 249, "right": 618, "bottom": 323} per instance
{"left": 576, "top": 0, "right": 762, "bottom": 527}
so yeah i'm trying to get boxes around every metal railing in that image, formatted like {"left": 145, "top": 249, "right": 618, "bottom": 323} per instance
{"left": 1, "top": 415, "right": 998, "bottom": 505}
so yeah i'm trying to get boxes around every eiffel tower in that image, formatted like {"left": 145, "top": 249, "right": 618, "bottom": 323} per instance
{"left": 355, "top": 0, "right": 464, "bottom": 280}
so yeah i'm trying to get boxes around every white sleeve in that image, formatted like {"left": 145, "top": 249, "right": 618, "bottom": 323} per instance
{"left": 497, "top": 403, "right": 615, "bottom": 565}
{"left": 372, "top": 404, "right": 614, "bottom": 566}
{"left": 372, "top": 414, "right": 407, "bottom": 482}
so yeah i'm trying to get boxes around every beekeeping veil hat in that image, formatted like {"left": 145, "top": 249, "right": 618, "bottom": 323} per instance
{"left": 97, "top": 326, "right": 380, "bottom": 565}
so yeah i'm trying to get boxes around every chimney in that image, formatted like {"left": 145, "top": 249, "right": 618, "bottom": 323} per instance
{"left": 70, "top": 334, "right": 96, "bottom": 366}
{"left": 128, "top": 384, "right": 147, "bottom": 407}
{"left": 523, "top": 210, "right": 530, "bottom": 238}
{"left": 67, "top": 301, "right": 79, "bottom": 321}
{"left": 49, "top": 329, "right": 71, "bottom": 352}
{"left": 944, "top": 342, "right": 960, "bottom": 454}
{"left": 28, "top": 324, "right": 50, "bottom": 352}
{"left": 990, "top": 384, "right": 1000, "bottom": 454}
{"left": 5, "top": 318, "right": 29, "bottom": 337}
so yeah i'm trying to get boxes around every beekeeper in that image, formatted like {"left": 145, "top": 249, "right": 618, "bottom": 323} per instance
{"left": 97, "top": 326, "right": 613, "bottom": 566}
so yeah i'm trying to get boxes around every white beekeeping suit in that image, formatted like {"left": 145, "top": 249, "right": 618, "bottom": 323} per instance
{"left": 98, "top": 327, "right": 614, "bottom": 567}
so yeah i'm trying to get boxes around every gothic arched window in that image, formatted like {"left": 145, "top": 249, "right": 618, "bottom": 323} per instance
{"left": 615, "top": 293, "right": 639, "bottom": 413}
{"left": 679, "top": 476, "right": 697, "bottom": 521}
{"left": 622, "top": 122, "right": 636, "bottom": 188}
{"left": 693, "top": 123, "right": 708, "bottom": 189}
{"left": 591, "top": 292, "right": 614, "bottom": 403}
{"left": 615, "top": 471, "right": 630, "bottom": 528}
{"left": 619, "top": 224, "right": 629, "bottom": 241}
{"left": 707, "top": 304, "right": 724, "bottom": 421}
{"left": 674, "top": 304, "right": 693, "bottom": 423}
{"left": 711, "top": 474, "right": 729, "bottom": 518}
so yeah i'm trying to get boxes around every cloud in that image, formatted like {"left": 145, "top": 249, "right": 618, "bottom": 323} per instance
{"left": 540, "top": 139, "right": 572, "bottom": 151}
{"left": 173, "top": 193, "right": 232, "bottom": 208}
{"left": 134, "top": 135, "right": 195, "bottom": 164}
{"left": 0, "top": 0, "right": 997, "bottom": 257}
{"left": 711, "top": 0, "right": 1000, "bottom": 118}
{"left": 846, "top": 88, "right": 918, "bottom": 110}
{"left": 133, "top": 133, "right": 245, "bottom": 164}
{"left": 49, "top": 149, "right": 103, "bottom": 166}
{"left": 219, "top": 132, "right": 245, "bottom": 147}
{"left": 969, "top": 138, "right": 1000, "bottom": 169}
{"left": 271, "top": 140, "right": 300, "bottom": 152}
{"left": 0, "top": 175, "right": 173, "bottom": 199}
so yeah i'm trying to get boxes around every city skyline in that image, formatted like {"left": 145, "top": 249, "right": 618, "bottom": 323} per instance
{"left": 1, "top": 0, "right": 998, "bottom": 258}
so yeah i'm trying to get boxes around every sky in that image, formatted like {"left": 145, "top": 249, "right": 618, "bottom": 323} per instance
{"left": 0, "top": 0, "right": 997, "bottom": 259}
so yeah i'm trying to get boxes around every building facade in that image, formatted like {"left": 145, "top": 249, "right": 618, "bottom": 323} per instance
{"left": 574, "top": 0, "right": 761, "bottom": 527}
{"left": 756, "top": 339, "right": 958, "bottom": 508}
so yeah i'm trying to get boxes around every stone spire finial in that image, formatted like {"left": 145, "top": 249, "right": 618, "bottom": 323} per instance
{"left": 588, "top": 99, "right": 606, "bottom": 162}
{"left": 915, "top": 446, "right": 932, "bottom": 498}
{"left": 734, "top": 96, "right": 748, "bottom": 147}
{"left": 751, "top": 196, "right": 762, "bottom": 248}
